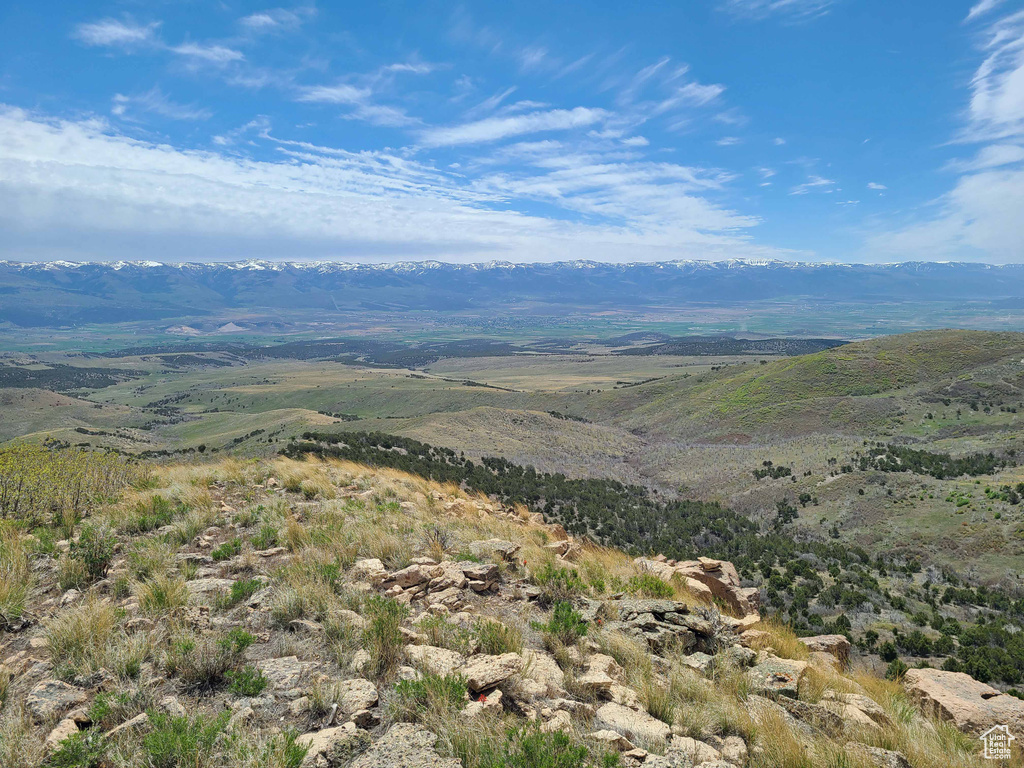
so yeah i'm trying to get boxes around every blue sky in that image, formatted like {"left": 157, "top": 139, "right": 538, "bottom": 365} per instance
{"left": 0, "top": 0, "right": 1022, "bottom": 263}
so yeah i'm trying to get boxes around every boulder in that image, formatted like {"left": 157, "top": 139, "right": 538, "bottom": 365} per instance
{"left": 349, "top": 723, "right": 462, "bottom": 768}
{"left": 462, "top": 653, "right": 523, "bottom": 692}
{"left": 27, "top": 680, "right": 87, "bottom": 722}
{"left": 721, "top": 735, "right": 748, "bottom": 765}
{"left": 594, "top": 702, "right": 672, "bottom": 743}
{"left": 519, "top": 650, "right": 566, "bottom": 698}
{"left": 468, "top": 539, "right": 521, "bottom": 563}
{"left": 588, "top": 730, "right": 636, "bottom": 751}
{"left": 350, "top": 559, "right": 388, "bottom": 585}
{"left": 336, "top": 679, "right": 379, "bottom": 714}
{"left": 406, "top": 645, "right": 466, "bottom": 677}
{"left": 822, "top": 692, "right": 891, "bottom": 730}
{"left": 666, "top": 736, "right": 722, "bottom": 764}
{"left": 844, "top": 743, "right": 912, "bottom": 768}
{"left": 186, "top": 578, "right": 236, "bottom": 596}
{"left": 903, "top": 668, "right": 1024, "bottom": 736}
{"left": 800, "top": 635, "right": 851, "bottom": 668}
{"left": 747, "top": 657, "right": 808, "bottom": 699}
{"left": 385, "top": 565, "right": 431, "bottom": 589}
{"left": 45, "top": 718, "right": 81, "bottom": 750}
{"left": 297, "top": 723, "right": 371, "bottom": 767}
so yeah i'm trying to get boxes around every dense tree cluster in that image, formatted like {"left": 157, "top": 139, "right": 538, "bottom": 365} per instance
{"left": 858, "top": 443, "right": 1014, "bottom": 479}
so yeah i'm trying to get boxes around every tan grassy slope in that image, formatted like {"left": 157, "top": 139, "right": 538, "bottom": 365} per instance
{"left": 0, "top": 457, "right": 1002, "bottom": 767}
{"left": 595, "top": 330, "right": 1024, "bottom": 439}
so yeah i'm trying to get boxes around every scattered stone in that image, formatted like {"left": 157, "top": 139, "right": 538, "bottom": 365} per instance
{"left": 350, "top": 559, "right": 388, "bottom": 585}
{"left": 540, "top": 709, "right": 572, "bottom": 732}
{"left": 186, "top": 578, "right": 236, "bottom": 596}
{"left": 350, "top": 709, "right": 380, "bottom": 729}
{"left": 680, "top": 652, "right": 715, "bottom": 674}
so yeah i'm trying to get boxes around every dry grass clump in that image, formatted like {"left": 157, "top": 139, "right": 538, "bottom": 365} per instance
{"left": 745, "top": 616, "right": 810, "bottom": 661}
{"left": 0, "top": 527, "right": 33, "bottom": 628}
{"left": 45, "top": 596, "right": 153, "bottom": 681}
{"left": 0, "top": 707, "right": 45, "bottom": 768}
{"left": 136, "top": 573, "right": 190, "bottom": 615}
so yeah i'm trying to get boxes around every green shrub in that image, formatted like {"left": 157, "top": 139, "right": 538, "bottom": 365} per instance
{"left": 473, "top": 727, "right": 614, "bottom": 768}
{"left": 253, "top": 524, "right": 279, "bottom": 550}
{"left": 69, "top": 524, "right": 116, "bottom": 582}
{"left": 531, "top": 563, "right": 585, "bottom": 607}
{"left": 475, "top": 619, "right": 524, "bottom": 655}
{"left": 390, "top": 673, "right": 467, "bottom": 722}
{"left": 363, "top": 596, "right": 409, "bottom": 679}
{"left": 164, "top": 630, "right": 254, "bottom": 689}
{"left": 87, "top": 691, "right": 146, "bottom": 730}
{"left": 226, "top": 665, "right": 269, "bottom": 696}
{"left": 44, "top": 731, "right": 106, "bottom": 768}
{"left": 532, "top": 602, "right": 588, "bottom": 647}
{"left": 122, "top": 496, "right": 177, "bottom": 534}
{"left": 217, "top": 578, "right": 263, "bottom": 609}
{"left": 211, "top": 538, "right": 243, "bottom": 562}
{"left": 626, "top": 573, "right": 674, "bottom": 599}
{"left": 886, "top": 658, "right": 909, "bottom": 681}
{"left": 142, "top": 711, "right": 228, "bottom": 768}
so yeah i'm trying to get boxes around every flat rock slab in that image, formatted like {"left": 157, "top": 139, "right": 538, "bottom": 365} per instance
{"left": 257, "top": 656, "right": 317, "bottom": 689}
{"left": 747, "top": 657, "right": 808, "bottom": 699}
{"left": 336, "top": 678, "right": 378, "bottom": 714}
{"left": 461, "top": 653, "right": 523, "bottom": 692}
{"left": 349, "top": 723, "right": 462, "bottom": 768}
{"left": 903, "top": 668, "right": 1024, "bottom": 737}
{"left": 406, "top": 645, "right": 466, "bottom": 677}
{"left": 27, "top": 680, "right": 87, "bottom": 722}
{"left": 594, "top": 702, "right": 672, "bottom": 743}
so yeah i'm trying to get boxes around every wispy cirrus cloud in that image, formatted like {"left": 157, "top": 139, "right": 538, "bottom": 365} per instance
{"left": 867, "top": 8, "right": 1024, "bottom": 262}
{"left": 790, "top": 175, "right": 835, "bottom": 194}
{"left": 420, "top": 107, "right": 608, "bottom": 147}
{"left": 0, "top": 106, "right": 787, "bottom": 262}
{"left": 72, "top": 18, "right": 160, "bottom": 48}
{"left": 719, "top": 0, "right": 838, "bottom": 21}
{"left": 965, "top": 0, "right": 1008, "bottom": 22}
{"left": 239, "top": 7, "right": 315, "bottom": 33}
{"left": 112, "top": 87, "right": 212, "bottom": 121}
{"left": 170, "top": 42, "right": 245, "bottom": 64}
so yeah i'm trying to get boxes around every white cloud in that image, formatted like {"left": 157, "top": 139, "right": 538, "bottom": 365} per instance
{"left": 73, "top": 19, "right": 159, "bottom": 48}
{"left": 966, "top": 0, "right": 1008, "bottom": 22}
{"left": 621, "top": 135, "right": 650, "bottom": 146}
{"left": 716, "top": 136, "right": 741, "bottom": 146}
{"left": 790, "top": 175, "right": 835, "bottom": 194}
{"left": 112, "top": 88, "right": 212, "bottom": 121}
{"left": 720, "top": 0, "right": 838, "bottom": 20}
{"left": 866, "top": 9, "right": 1024, "bottom": 263}
{"left": 773, "top": 137, "right": 786, "bottom": 145}
{"left": 945, "top": 143, "right": 1024, "bottom": 171}
{"left": 0, "top": 106, "right": 791, "bottom": 263}
{"left": 419, "top": 107, "right": 608, "bottom": 147}
{"left": 296, "top": 84, "right": 372, "bottom": 104}
{"left": 866, "top": 181, "right": 887, "bottom": 190}
{"left": 171, "top": 43, "right": 245, "bottom": 64}
{"left": 962, "top": 10, "right": 1024, "bottom": 142}
{"left": 239, "top": 8, "right": 312, "bottom": 32}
